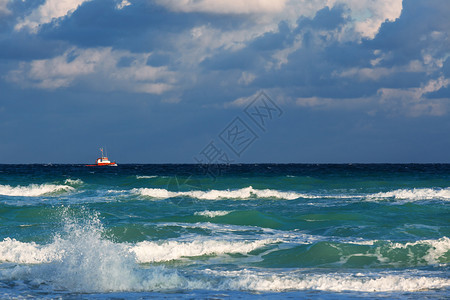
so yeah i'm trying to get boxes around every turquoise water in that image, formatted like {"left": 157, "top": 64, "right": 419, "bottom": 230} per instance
{"left": 0, "top": 164, "right": 448, "bottom": 298}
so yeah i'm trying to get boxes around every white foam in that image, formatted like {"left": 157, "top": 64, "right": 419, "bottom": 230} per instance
{"left": 0, "top": 238, "right": 62, "bottom": 264}
{"left": 1, "top": 211, "right": 448, "bottom": 294}
{"left": 0, "top": 183, "right": 74, "bottom": 197}
{"left": 208, "top": 269, "right": 450, "bottom": 292}
{"left": 154, "top": 221, "right": 276, "bottom": 234}
{"left": 131, "top": 239, "right": 279, "bottom": 263}
{"left": 194, "top": 210, "right": 231, "bottom": 218}
{"left": 390, "top": 237, "right": 450, "bottom": 264}
{"left": 133, "top": 186, "right": 303, "bottom": 200}
{"left": 64, "top": 178, "right": 84, "bottom": 185}
{"left": 153, "top": 221, "right": 332, "bottom": 245}
{"left": 0, "top": 210, "right": 187, "bottom": 292}
{"left": 136, "top": 175, "right": 158, "bottom": 179}
{"left": 0, "top": 212, "right": 277, "bottom": 292}
{"left": 368, "top": 188, "right": 450, "bottom": 201}
{"left": 132, "top": 221, "right": 450, "bottom": 265}
{"left": 0, "top": 227, "right": 278, "bottom": 265}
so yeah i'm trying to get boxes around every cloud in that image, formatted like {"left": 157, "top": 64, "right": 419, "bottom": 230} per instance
{"left": 294, "top": 76, "right": 450, "bottom": 117}
{"left": 336, "top": 59, "right": 431, "bottom": 82}
{"left": 15, "top": 0, "right": 92, "bottom": 32}
{"left": 336, "top": 0, "right": 403, "bottom": 38}
{"left": 116, "top": 0, "right": 131, "bottom": 10}
{"left": 238, "top": 72, "right": 257, "bottom": 85}
{"left": 216, "top": 1, "right": 450, "bottom": 117}
{"left": 155, "top": 0, "right": 287, "bottom": 14}
{"left": 224, "top": 91, "right": 260, "bottom": 108}
{"left": 7, "top": 47, "right": 176, "bottom": 94}
{"left": 155, "top": 0, "right": 401, "bottom": 40}
{"left": 3, "top": 0, "right": 448, "bottom": 118}
{"left": 377, "top": 76, "right": 450, "bottom": 117}
{"left": 296, "top": 96, "right": 369, "bottom": 111}
{"left": 0, "top": 0, "right": 11, "bottom": 16}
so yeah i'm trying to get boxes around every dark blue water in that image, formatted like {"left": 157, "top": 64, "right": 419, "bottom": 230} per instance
{"left": 0, "top": 164, "right": 448, "bottom": 298}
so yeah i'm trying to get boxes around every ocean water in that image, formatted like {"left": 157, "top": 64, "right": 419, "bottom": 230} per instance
{"left": 0, "top": 164, "right": 448, "bottom": 299}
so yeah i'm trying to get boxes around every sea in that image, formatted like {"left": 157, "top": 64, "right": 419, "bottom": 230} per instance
{"left": 0, "top": 164, "right": 448, "bottom": 299}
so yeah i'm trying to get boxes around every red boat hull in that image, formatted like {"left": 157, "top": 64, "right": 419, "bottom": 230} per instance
{"left": 85, "top": 162, "right": 117, "bottom": 166}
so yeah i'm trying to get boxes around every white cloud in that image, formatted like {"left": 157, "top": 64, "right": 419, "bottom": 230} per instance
{"left": 7, "top": 47, "right": 176, "bottom": 94}
{"left": 156, "top": 0, "right": 402, "bottom": 40}
{"left": 333, "top": 0, "right": 403, "bottom": 39}
{"left": 116, "top": 0, "right": 131, "bottom": 10}
{"left": 15, "top": 0, "right": 92, "bottom": 32}
{"left": 338, "top": 67, "right": 394, "bottom": 81}
{"left": 238, "top": 72, "right": 256, "bottom": 85}
{"left": 295, "top": 77, "right": 450, "bottom": 117}
{"left": 224, "top": 92, "right": 259, "bottom": 108}
{"left": 224, "top": 90, "right": 286, "bottom": 108}
{"left": 296, "top": 96, "right": 369, "bottom": 110}
{"left": 0, "top": 0, "right": 11, "bottom": 16}
{"left": 170, "top": 0, "right": 404, "bottom": 81}
{"left": 337, "top": 49, "right": 446, "bottom": 82}
{"left": 155, "top": 0, "right": 287, "bottom": 14}
{"left": 378, "top": 76, "right": 450, "bottom": 116}
{"left": 270, "top": 35, "right": 303, "bottom": 69}
{"left": 286, "top": 0, "right": 403, "bottom": 40}
{"left": 149, "top": 0, "right": 404, "bottom": 84}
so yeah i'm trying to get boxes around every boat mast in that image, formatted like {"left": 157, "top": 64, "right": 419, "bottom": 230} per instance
{"left": 100, "top": 147, "right": 104, "bottom": 159}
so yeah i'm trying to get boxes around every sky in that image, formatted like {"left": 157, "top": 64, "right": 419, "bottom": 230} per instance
{"left": 0, "top": 0, "right": 449, "bottom": 163}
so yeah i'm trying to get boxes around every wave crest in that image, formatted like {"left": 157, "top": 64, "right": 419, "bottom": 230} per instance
{"left": 194, "top": 210, "right": 231, "bottom": 218}
{"left": 209, "top": 269, "right": 450, "bottom": 292}
{"left": 136, "top": 175, "right": 158, "bottom": 179}
{"left": 0, "top": 183, "right": 74, "bottom": 197}
{"left": 64, "top": 178, "right": 84, "bottom": 186}
{"left": 368, "top": 188, "right": 450, "bottom": 201}
{"left": 0, "top": 238, "right": 62, "bottom": 264}
{"left": 132, "top": 239, "right": 279, "bottom": 263}
{"left": 133, "top": 186, "right": 302, "bottom": 200}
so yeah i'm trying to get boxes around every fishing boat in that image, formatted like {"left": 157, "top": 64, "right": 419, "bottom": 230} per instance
{"left": 85, "top": 148, "right": 117, "bottom": 166}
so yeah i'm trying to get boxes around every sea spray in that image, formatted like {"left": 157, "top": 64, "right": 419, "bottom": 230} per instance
{"left": 0, "top": 207, "right": 186, "bottom": 293}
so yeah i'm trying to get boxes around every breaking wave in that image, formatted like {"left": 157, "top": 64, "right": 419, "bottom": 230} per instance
{"left": 133, "top": 186, "right": 303, "bottom": 200}
{"left": 0, "top": 210, "right": 448, "bottom": 294}
{"left": 132, "top": 239, "right": 279, "bottom": 263}
{"left": 128, "top": 186, "right": 450, "bottom": 203}
{"left": 206, "top": 269, "right": 450, "bottom": 292}
{"left": 0, "top": 183, "right": 74, "bottom": 197}
{"left": 194, "top": 210, "right": 231, "bottom": 218}
{"left": 0, "top": 237, "right": 278, "bottom": 265}
{"left": 136, "top": 175, "right": 158, "bottom": 179}
{"left": 0, "top": 238, "right": 61, "bottom": 263}
{"left": 1, "top": 231, "right": 447, "bottom": 267}
{"left": 64, "top": 178, "right": 84, "bottom": 186}
{"left": 389, "top": 237, "right": 450, "bottom": 264}
{"left": 367, "top": 187, "right": 450, "bottom": 201}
